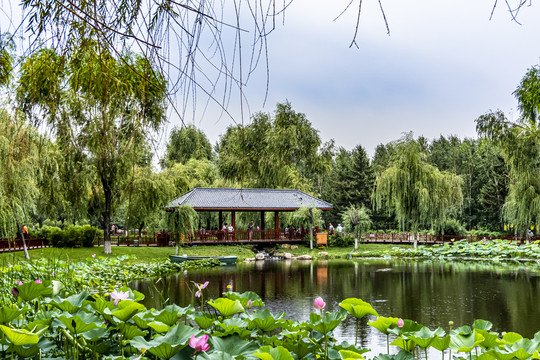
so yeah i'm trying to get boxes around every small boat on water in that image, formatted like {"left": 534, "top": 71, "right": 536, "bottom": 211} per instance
{"left": 169, "top": 255, "right": 237, "bottom": 264}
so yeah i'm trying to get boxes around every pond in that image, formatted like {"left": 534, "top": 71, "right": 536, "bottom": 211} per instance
{"left": 130, "top": 259, "right": 540, "bottom": 357}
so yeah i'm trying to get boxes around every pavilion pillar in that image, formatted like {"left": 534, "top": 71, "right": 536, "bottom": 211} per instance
{"left": 260, "top": 211, "right": 265, "bottom": 230}
{"left": 275, "top": 212, "right": 279, "bottom": 241}
{"left": 232, "top": 211, "right": 236, "bottom": 241}
{"left": 219, "top": 211, "right": 223, "bottom": 229}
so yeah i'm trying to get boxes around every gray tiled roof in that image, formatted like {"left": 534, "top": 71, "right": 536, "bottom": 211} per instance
{"left": 166, "top": 188, "right": 332, "bottom": 210}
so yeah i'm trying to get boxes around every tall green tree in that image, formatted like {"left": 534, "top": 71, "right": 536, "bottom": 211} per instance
{"left": 373, "top": 133, "right": 463, "bottom": 247}
{"left": 0, "top": 109, "right": 39, "bottom": 258}
{"left": 476, "top": 65, "right": 540, "bottom": 237}
{"left": 341, "top": 204, "right": 372, "bottom": 249}
{"left": 218, "top": 101, "right": 333, "bottom": 191}
{"left": 322, "top": 145, "right": 373, "bottom": 226}
{"left": 161, "top": 125, "right": 213, "bottom": 168}
{"left": 17, "top": 44, "right": 167, "bottom": 254}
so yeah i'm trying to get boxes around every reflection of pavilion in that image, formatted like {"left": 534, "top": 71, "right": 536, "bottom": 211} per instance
{"left": 166, "top": 188, "right": 332, "bottom": 244}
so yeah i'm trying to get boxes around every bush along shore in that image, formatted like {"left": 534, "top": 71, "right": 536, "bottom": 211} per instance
{"left": 3, "top": 274, "right": 540, "bottom": 360}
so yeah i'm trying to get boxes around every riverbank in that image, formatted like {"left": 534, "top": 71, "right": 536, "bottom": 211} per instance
{"left": 0, "top": 243, "right": 413, "bottom": 263}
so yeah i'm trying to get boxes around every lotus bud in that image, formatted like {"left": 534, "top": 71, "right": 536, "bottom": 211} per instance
{"left": 314, "top": 296, "right": 326, "bottom": 310}
{"left": 397, "top": 318, "right": 404, "bottom": 328}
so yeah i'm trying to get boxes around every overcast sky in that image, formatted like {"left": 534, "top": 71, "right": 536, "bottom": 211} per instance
{"left": 170, "top": 0, "right": 540, "bottom": 158}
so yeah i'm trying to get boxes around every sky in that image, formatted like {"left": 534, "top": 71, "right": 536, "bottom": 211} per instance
{"left": 2, "top": 0, "right": 540, "bottom": 159}
{"left": 168, "top": 0, "right": 540, "bottom": 158}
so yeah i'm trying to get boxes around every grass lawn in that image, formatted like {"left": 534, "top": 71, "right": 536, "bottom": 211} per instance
{"left": 0, "top": 242, "right": 411, "bottom": 263}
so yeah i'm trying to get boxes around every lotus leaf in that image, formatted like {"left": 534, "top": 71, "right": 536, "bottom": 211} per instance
{"left": 475, "top": 329, "right": 501, "bottom": 349}
{"left": 223, "top": 291, "right": 265, "bottom": 308}
{"left": 0, "top": 304, "right": 29, "bottom": 325}
{"left": 473, "top": 319, "right": 493, "bottom": 331}
{"left": 13, "top": 281, "right": 53, "bottom": 301}
{"left": 339, "top": 298, "right": 379, "bottom": 319}
{"left": 0, "top": 325, "right": 39, "bottom": 345}
{"left": 281, "top": 338, "right": 314, "bottom": 359}
{"left": 501, "top": 332, "right": 523, "bottom": 344}
{"left": 55, "top": 311, "right": 105, "bottom": 333}
{"left": 208, "top": 298, "right": 245, "bottom": 318}
{"left": 409, "top": 326, "right": 441, "bottom": 349}
{"left": 26, "top": 310, "right": 55, "bottom": 330}
{"left": 131, "top": 310, "right": 156, "bottom": 329}
{"left": 247, "top": 309, "right": 285, "bottom": 332}
{"left": 130, "top": 323, "right": 200, "bottom": 359}
{"left": 82, "top": 327, "right": 110, "bottom": 341}
{"left": 109, "top": 300, "right": 146, "bottom": 321}
{"left": 391, "top": 336, "right": 417, "bottom": 353}
{"left": 47, "top": 291, "right": 91, "bottom": 313}
{"left": 372, "top": 349, "right": 414, "bottom": 360}
{"left": 430, "top": 335, "right": 451, "bottom": 352}
{"left": 210, "top": 334, "right": 260, "bottom": 358}
{"left": 308, "top": 311, "right": 346, "bottom": 334}
{"left": 13, "top": 344, "right": 40, "bottom": 358}
{"left": 450, "top": 329, "right": 484, "bottom": 352}
{"left": 339, "top": 349, "right": 365, "bottom": 359}
{"left": 155, "top": 304, "right": 193, "bottom": 326}
{"left": 216, "top": 318, "right": 251, "bottom": 338}
{"left": 194, "top": 312, "right": 216, "bottom": 329}
{"left": 368, "top": 317, "right": 400, "bottom": 335}
{"left": 148, "top": 321, "right": 171, "bottom": 333}
{"left": 333, "top": 342, "right": 370, "bottom": 354}
{"left": 387, "top": 319, "right": 423, "bottom": 336}
{"left": 200, "top": 350, "right": 235, "bottom": 360}
{"left": 254, "top": 345, "right": 294, "bottom": 360}
{"left": 117, "top": 322, "right": 147, "bottom": 340}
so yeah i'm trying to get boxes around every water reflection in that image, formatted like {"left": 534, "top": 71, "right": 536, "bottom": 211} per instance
{"left": 131, "top": 259, "right": 540, "bottom": 357}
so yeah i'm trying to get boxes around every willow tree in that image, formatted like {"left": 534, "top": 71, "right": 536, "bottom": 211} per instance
{"left": 292, "top": 206, "right": 323, "bottom": 249}
{"left": 341, "top": 204, "right": 372, "bottom": 250}
{"left": 17, "top": 44, "right": 167, "bottom": 254}
{"left": 476, "top": 65, "right": 540, "bottom": 238}
{"left": 0, "top": 109, "right": 39, "bottom": 259}
{"left": 217, "top": 101, "right": 333, "bottom": 191}
{"left": 165, "top": 206, "right": 198, "bottom": 255}
{"left": 373, "top": 134, "right": 463, "bottom": 248}
{"left": 161, "top": 125, "right": 213, "bottom": 168}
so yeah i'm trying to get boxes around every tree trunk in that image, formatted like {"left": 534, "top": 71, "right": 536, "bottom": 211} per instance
{"left": 309, "top": 208, "right": 313, "bottom": 250}
{"left": 354, "top": 232, "right": 358, "bottom": 250}
{"left": 413, "top": 232, "right": 418, "bottom": 249}
{"left": 15, "top": 218, "right": 30, "bottom": 260}
{"left": 103, "top": 186, "right": 112, "bottom": 255}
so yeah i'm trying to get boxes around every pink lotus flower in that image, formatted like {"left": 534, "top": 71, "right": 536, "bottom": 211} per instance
{"left": 247, "top": 299, "right": 252, "bottom": 308}
{"left": 314, "top": 296, "right": 326, "bottom": 310}
{"left": 92, "top": 254, "right": 96, "bottom": 258}
{"left": 195, "top": 281, "right": 209, "bottom": 298}
{"left": 51, "top": 271, "right": 55, "bottom": 276}
{"left": 397, "top": 318, "right": 404, "bottom": 328}
{"left": 17, "top": 280, "right": 23, "bottom": 286}
{"left": 110, "top": 289, "right": 130, "bottom": 306}
{"left": 189, "top": 334, "right": 210, "bottom": 352}
{"left": 35, "top": 279, "right": 42, "bottom": 284}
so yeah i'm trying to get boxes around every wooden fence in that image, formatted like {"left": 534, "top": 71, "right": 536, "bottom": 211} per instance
{"left": 0, "top": 232, "right": 534, "bottom": 253}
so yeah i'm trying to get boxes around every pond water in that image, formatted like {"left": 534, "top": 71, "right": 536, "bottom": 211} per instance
{"left": 130, "top": 259, "right": 540, "bottom": 357}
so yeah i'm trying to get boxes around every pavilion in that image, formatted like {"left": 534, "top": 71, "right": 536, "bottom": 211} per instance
{"left": 165, "top": 187, "right": 332, "bottom": 244}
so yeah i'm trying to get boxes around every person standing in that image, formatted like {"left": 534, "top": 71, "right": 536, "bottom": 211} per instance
{"left": 329, "top": 223, "right": 335, "bottom": 235}
{"left": 248, "top": 220, "right": 254, "bottom": 241}
{"left": 22, "top": 224, "right": 28, "bottom": 239}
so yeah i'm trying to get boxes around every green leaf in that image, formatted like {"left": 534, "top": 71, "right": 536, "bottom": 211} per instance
{"left": 450, "top": 329, "right": 484, "bottom": 352}
{"left": 208, "top": 298, "right": 245, "bottom": 318}
{"left": 216, "top": 318, "right": 251, "bottom": 338}
{"left": 368, "top": 317, "right": 400, "bottom": 335}
{"left": 430, "top": 335, "right": 450, "bottom": 352}
{"left": 210, "top": 335, "right": 260, "bottom": 357}
{"left": 473, "top": 319, "right": 493, "bottom": 331}
{"left": 109, "top": 300, "right": 146, "bottom": 322}
{"left": 372, "top": 350, "right": 415, "bottom": 360}
{"left": 117, "top": 323, "right": 146, "bottom": 340}
{"left": 339, "top": 298, "right": 378, "bottom": 319}
{"left": 55, "top": 312, "right": 105, "bottom": 333}
{"left": 339, "top": 350, "right": 365, "bottom": 359}
{"left": 501, "top": 332, "right": 523, "bottom": 344}
{"left": 130, "top": 322, "right": 200, "bottom": 359}
{"left": 13, "top": 281, "right": 53, "bottom": 301}
{"left": 391, "top": 336, "right": 416, "bottom": 353}
{"left": 222, "top": 291, "right": 265, "bottom": 308}
{"left": 0, "top": 325, "right": 39, "bottom": 345}
{"left": 308, "top": 311, "right": 346, "bottom": 334}
{"left": 247, "top": 309, "right": 285, "bottom": 333}
{"left": 47, "top": 291, "right": 91, "bottom": 313}
{"left": 194, "top": 313, "right": 215, "bottom": 330}
{"left": 254, "top": 345, "right": 294, "bottom": 360}
{"left": 200, "top": 351, "right": 234, "bottom": 360}
{"left": 0, "top": 305, "right": 29, "bottom": 325}
{"left": 410, "top": 326, "right": 439, "bottom": 349}
{"left": 81, "top": 327, "right": 110, "bottom": 341}
{"left": 148, "top": 321, "right": 171, "bottom": 333}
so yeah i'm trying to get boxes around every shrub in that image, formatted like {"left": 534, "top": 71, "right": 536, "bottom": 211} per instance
{"left": 81, "top": 225, "right": 101, "bottom": 247}
{"left": 328, "top": 233, "right": 355, "bottom": 247}
{"left": 48, "top": 227, "right": 66, "bottom": 247}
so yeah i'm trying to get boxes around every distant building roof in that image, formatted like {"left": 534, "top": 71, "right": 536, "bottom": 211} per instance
{"left": 166, "top": 187, "right": 332, "bottom": 211}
